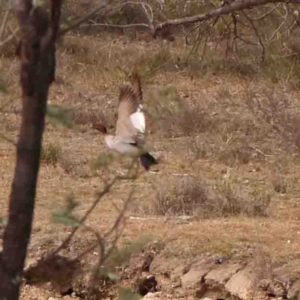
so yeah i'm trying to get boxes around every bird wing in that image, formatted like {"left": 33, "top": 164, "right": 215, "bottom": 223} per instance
{"left": 116, "top": 85, "right": 146, "bottom": 145}
{"left": 129, "top": 71, "right": 143, "bottom": 105}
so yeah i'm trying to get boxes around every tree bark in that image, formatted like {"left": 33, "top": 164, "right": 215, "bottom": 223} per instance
{"left": 0, "top": 1, "right": 61, "bottom": 299}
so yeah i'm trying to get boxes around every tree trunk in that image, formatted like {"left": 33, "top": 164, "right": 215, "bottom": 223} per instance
{"left": 0, "top": 1, "right": 61, "bottom": 299}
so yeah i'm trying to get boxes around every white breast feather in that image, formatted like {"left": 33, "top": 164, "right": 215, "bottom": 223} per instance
{"left": 130, "top": 110, "right": 146, "bottom": 133}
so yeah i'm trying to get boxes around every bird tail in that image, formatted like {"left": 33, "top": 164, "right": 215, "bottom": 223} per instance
{"left": 139, "top": 152, "right": 158, "bottom": 171}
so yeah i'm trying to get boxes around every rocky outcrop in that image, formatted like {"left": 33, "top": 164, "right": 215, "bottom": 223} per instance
{"left": 147, "top": 254, "right": 293, "bottom": 300}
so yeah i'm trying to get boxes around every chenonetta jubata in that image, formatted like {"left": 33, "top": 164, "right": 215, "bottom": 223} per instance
{"left": 93, "top": 72, "right": 158, "bottom": 171}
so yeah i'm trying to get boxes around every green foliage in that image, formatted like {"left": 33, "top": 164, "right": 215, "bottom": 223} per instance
{"left": 46, "top": 104, "right": 73, "bottom": 128}
{"left": 118, "top": 287, "right": 142, "bottom": 300}
{"left": 107, "top": 235, "right": 152, "bottom": 268}
{"left": 99, "top": 235, "right": 153, "bottom": 283}
{"left": 51, "top": 194, "right": 81, "bottom": 227}
{"left": 41, "top": 142, "right": 62, "bottom": 165}
{"left": 0, "top": 0, "right": 9, "bottom": 10}
{"left": 0, "top": 78, "right": 7, "bottom": 93}
{"left": 0, "top": 216, "right": 8, "bottom": 227}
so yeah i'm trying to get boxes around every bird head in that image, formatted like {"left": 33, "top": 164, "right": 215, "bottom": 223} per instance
{"left": 92, "top": 122, "right": 107, "bottom": 134}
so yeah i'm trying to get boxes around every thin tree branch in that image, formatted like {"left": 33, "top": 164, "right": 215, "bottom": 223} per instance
{"left": 0, "top": 28, "right": 18, "bottom": 49}
{"left": 81, "top": 22, "right": 150, "bottom": 29}
{"left": 47, "top": 176, "right": 119, "bottom": 258}
{"left": 252, "top": 3, "right": 281, "bottom": 20}
{"left": 264, "top": 3, "right": 288, "bottom": 44}
{"left": 154, "top": 0, "right": 300, "bottom": 35}
{"left": 242, "top": 11, "right": 266, "bottom": 62}
{"left": 0, "top": 133, "right": 17, "bottom": 146}
{"left": 59, "top": 1, "right": 110, "bottom": 36}
{"left": 0, "top": 8, "right": 11, "bottom": 41}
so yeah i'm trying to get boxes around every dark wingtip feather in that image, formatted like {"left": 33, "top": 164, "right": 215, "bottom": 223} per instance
{"left": 128, "top": 71, "right": 143, "bottom": 103}
{"left": 118, "top": 85, "right": 137, "bottom": 103}
{"left": 139, "top": 152, "right": 158, "bottom": 171}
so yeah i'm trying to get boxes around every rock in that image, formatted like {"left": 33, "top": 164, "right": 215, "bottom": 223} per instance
{"left": 171, "top": 263, "right": 189, "bottom": 281}
{"left": 150, "top": 255, "right": 184, "bottom": 277}
{"left": 181, "top": 262, "right": 213, "bottom": 289}
{"left": 205, "top": 262, "right": 245, "bottom": 286}
{"left": 48, "top": 297, "right": 58, "bottom": 300}
{"left": 225, "top": 263, "right": 256, "bottom": 300}
{"left": 288, "top": 279, "right": 300, "bottom": 300}
{"left": 258, "top": 278, "right": 286, "bottom": 298}
{"left": 143, "top": 292, "right": 162, "bottom": 299}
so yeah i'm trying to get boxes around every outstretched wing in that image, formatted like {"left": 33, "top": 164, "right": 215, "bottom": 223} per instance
{"left": 128, "top": 71, "right": 145, "bottom": 133}
{"left": 129, "top": 71, "right": 143, "bottom": 105}
{"left": 116, "top": 85, "right": 145, "bottom": 145}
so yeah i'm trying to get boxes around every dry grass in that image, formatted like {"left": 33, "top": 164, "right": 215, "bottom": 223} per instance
{"left": 41, "top": 143, "right": 62, "bottom": 166}
{"left": 2, "top": 32, "right": 300, "bottom": 299}
{"left": 150, "top": 176, "right": 208, "bottom": 216}
{"left": 143, "top": 175, "right": 270, "bottom": 218}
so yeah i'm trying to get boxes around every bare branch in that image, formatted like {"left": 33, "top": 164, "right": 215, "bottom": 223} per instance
{"left": 0, "top": 28, "right": 18, "bottom": 49}
{"left": 59, "top": 1, "right": 109, "bottom": 36}
{"left": 264, "top": 3, "right": 288, "bottom": 44}
{"left": 81, "top": 22, "right": 150, "bottom": 29}
{"left": 74, "top": 184, "right": 136, "bottom": 263}
{"left": 242, "top": 11, "right": 266, "bottom": 62}
{"left": 252, "top": 3, "right": 281, "bottom": 20}
{"left": 47, "top": 176, "right": 119, "bottom": 258}
{"left": 154, "top": 0, "right": 300, "bottom": 35}
{"left": 0, "top": 8, "right": 11, "bottom": 41}
{"left": 0, "top": 133, "right": 17, "bottom": 146}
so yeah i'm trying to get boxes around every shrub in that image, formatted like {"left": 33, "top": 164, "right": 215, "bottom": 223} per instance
{"left": 41, "top": 143, "right": 62, "bottom": 166}
{"left": 152, "top": 176, "right": 208, "bottom": 216}
{"left": 146, "top": 176, "right": 270, "bottom": 218}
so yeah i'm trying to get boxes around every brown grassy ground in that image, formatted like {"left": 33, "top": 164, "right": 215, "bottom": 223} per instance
{"left": 1, "top": 34, "right": 300, "bottom": 298}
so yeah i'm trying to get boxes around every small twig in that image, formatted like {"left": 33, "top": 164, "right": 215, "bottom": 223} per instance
{"left": 0, "top": 133, "right": 17, "bottom": 146}
{"left": 0, "top": 98, "right": 16, "bottom": 112}
{"left": 253, "top": 3, "right": 281, "bottom": 20}
{"left": 249, "top": 146, "right": 274, "bottom": 157}
{"left": 264, "top": 4, "right": 288, "bottom": 44}
{"left": 236, "top": 35, "right": 260, "bottom": 46}
{"left": 47, "top": 158, "right": 139, "bottom": 260}
{"left": 83, "top": 225, "right": 105, "bottom": 261}
{"left": 140, "top": 2, "right": 154, "bottom": 33}
{"left": 63, "top": 0, "right": 153, "bottom": 36}
{"left": 73, "top": 182, "right": 136, "bottom": 262}
{"left": 49, "top": 176, "right": 119, "bottom": 258}
{"left": 82, "top": 225, "right": 105, "bottom": 289}
{"left": 0, "top": 28, "right": 19, "bottom": 49}
{"left": 242, "top": 11, "right": 266, "bottom": 63}
{"left": 0, "top": 9, "right": 11, "bottom": 42}
{"left": 129, "top": 216, "right": 160, "bottom": 220}
{"left": 104, "top": 181, "right": 136, "bottom": 239}
{"left": 59, "top": 1, "right": 110, "bottom": 36}
{"left": 81, "top": 22, "right": 150, "bottom": 29}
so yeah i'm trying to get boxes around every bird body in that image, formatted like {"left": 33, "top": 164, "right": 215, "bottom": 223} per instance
{"left": 93, "top": 72, "right": 158, "bottom": 171}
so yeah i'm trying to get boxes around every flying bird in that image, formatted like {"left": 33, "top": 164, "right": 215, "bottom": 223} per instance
{"left": 92, "top": 73, "right": 158, "bottom": 171}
